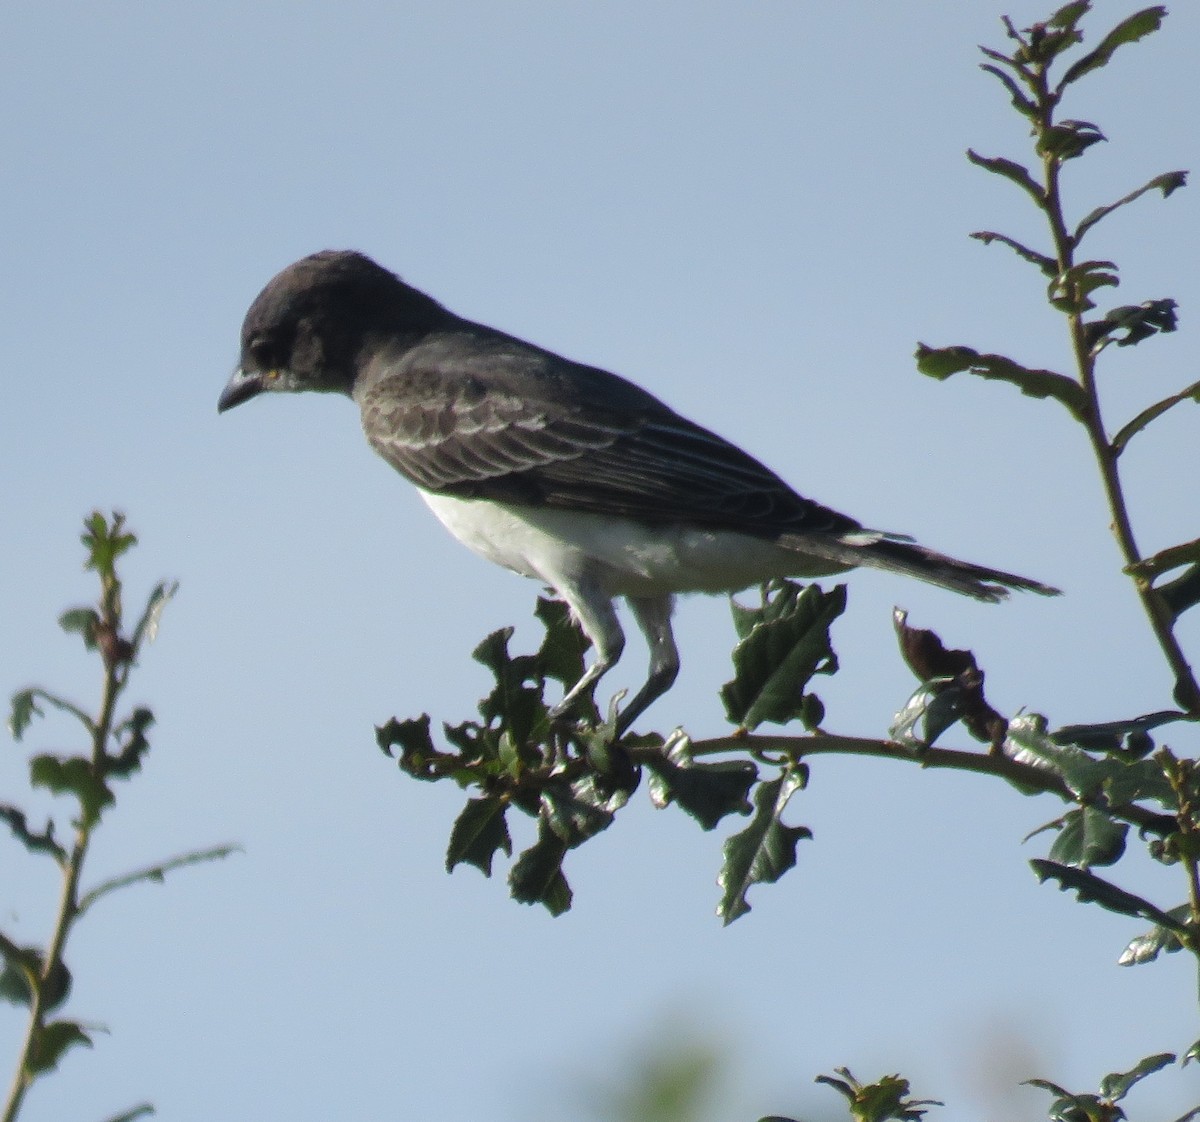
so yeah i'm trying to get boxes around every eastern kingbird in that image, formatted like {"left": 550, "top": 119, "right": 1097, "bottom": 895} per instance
{"left": 219, "top": 250, "right": 1057, "bottom": 732}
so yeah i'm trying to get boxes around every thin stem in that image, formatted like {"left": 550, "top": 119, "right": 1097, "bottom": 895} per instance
{"left": 1030, "top": 61, "right": 1200, "bottom": 712}
{"left": 1, "top": 605, "right": 126, "bottom": 1122}
{"left": 684, "top": 732, "right": 1172, "bottom": 836}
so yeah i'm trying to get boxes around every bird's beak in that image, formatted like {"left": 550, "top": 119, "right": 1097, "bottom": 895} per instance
{"left": 218, "top": 367, "right": 265, "bottom": 413}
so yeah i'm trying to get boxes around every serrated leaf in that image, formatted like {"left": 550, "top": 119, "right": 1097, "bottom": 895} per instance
{"left": 0, "top": 805, "right": 65, "bottom": 863}
{"left": 375, "top": 715, "right": 455, "bottom": 782}
{"left": 1031, "top": 858, "right": 1189, "bottom": 931}
{"left": 533, "top": 596, "right": 591, "bottom": 691}
{"left": 29, "top": 755, "right": 112, "bottom": 828}
{"left": 915, "top": 344, "right": 1087, "bottom": 420}
{"left": 541, "top": 785, "right": 614, "bottom": 848}
{"left": 717, "top": 771, "right": 810, "bottom": 925}
{"left": 8, "top": 688, "right": 92, "bottom": 739}
{"left": 508, "top": 821, "right": 572, "bottom": 916}
{"left": 966, "top": 149, "right": 1044, "bottom": 202}
{"left": 107, "top": 707, "right": 154, "bottom": 779}
{"left": 9, "top": 690, "right": 43, "bottom": 740}
{"left": 1077, "top": 171, "right": 1186, "bottom": 242}
{"left": 644, "top": 756, "right": 757, "bottom": 830}
{"left": 970, "top": 230, "right": 1057, "bottom": 276}
{"left": 81, "top": 511, "right": 136, "bottom": 579}
{"left": 1004, "top": 715, "right": 1126, "bottom": 798}
{"left": 1099, "top": 1052, "right": 1175, "bottom": 1100}
{"left": 26, "top": 1018, "right": 92, "bottom": 1076}
{"left": 1057, "top": 7, "right": 1167, "bottom": 91}
{"left": 1048, "top": 807, "right": 1127, "bottom": 868}
{"left": 446, "top": 796, "right": 511, "bottom": 875}
{"left": 58, "top": 607, "right": 100, "bottom": 649}
{"left": 1118, "top": 906, "right": 1189, "bottom": 965}
{"left": 721, "top": 582, "right": 844, "bottom": 730}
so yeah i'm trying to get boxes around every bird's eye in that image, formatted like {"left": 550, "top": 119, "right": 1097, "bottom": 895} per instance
{"left": 247, "top": 337, "right": 276, "bottom": 370}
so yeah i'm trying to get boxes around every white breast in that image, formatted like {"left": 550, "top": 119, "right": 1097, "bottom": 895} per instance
{"left": 418, "top": 491, "right": 842, "bottom": 597}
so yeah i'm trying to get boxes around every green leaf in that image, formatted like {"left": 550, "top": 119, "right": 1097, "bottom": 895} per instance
{"left": 1158, "top": 564, "right": 1200, "bottom": 620}
{"left": 645, "top": 755, "right": 757, "bottom": 830}
{"left": 966, "top": 149, "right": 1044, "bottom": 203}
{"left": 717, "top": 770, "right": 810, "bottom": 925}
{"left": 1118, "top": 905, "right": 1189, "bottom": 965}
{"left": 508, "top": 820, "right": 572, "bottom": 916}
{"left": 446, "top": 796, "right": 511, "bottom": 876}
{"left": 0, "top": 804, "right": 66, "bottom": 863}
{"left": 914, "top": 344, "right": 1088, "bottom": 420}
{"left": 978, "top": 64, "right": 1037, "bottom": 120}
{"left": 1088, "top": 299, "right": 1178, "bottom": 355}
{"left": 533, "top": 596, "right": 590, "bottom": 690}
{"left": 1127, "top": 538, "right": 1200, "bottom": 585}
{"left": 1053, "top": 710, "right": 1187, "bottom": 757}
{"left": 0, "top": 943, "right": 71, "bottom": 1011}
{"left": 541, "top": 785, "right": 614, "bottom": 848}
{"left": 1049, "top": 259, "right": 1120, "bottom": 313}
{"left": 889, "top": 678, "right": 966, "bottom": 750}
{"left": 472, "top": 627, "right": 548, "bottom": 747}
{"left": 1049, "top": 2, "right": 1091, "bottom": 32}
{"left": 81, "top": 510, "right": 136, "bottom": 579}
{"left": 107, "top": 707, "right": 154, "bottom": 779}
{"left": 26, "top": 1018, "right": 92, "bottom": 1077}
{"left": 30, "top": 755, "right": 113, "bottom": 828}
{"left": 1075, "top": 171, "right": 1187, "bottom": 243}
{"left": 721, "top": 581, "right": 844, "bottom": 730}
{"left": 8, "top": 688, "right": 92, "bottom": 739}
{"left": 375, "top": 715, "right": 457, "bottom": 782}
{"left": 8, "top": 689, "right": 41, "bottom": 740}
{"left": 1008, "top": 715, "right": 1176, "bottom": 806}
{"left": 130, "top": 580, "right": 178, "bottom": 654}
{"left": 77, "top": 844, "right": 241, "bottom": 917}
{"left": 1111, "top": 378, "right": 1199, "bottom": 457}
{"left": 970, "top": 230, "right": 1057, "bottom": 276}
{"left": 1031, "top": 858, "right": 1189, "bottom": 931}
{"left": 1048, "top": 807, "right": 1127, "bottom": 868}
{"left": 1057, "top": 7, "right": 1168, "bottom": 91}
{"left": 58, "top": 607, "right": 100, "bottom": 649}
{"left": 1038, "top": 119, "right": 1105, "bottom": 161}
{"left": 100, "top": 1105, "right": 156, "bottom": 1122}
{"left": 1099, "top": 1052, "right": 1175, "bottom": 1100}
{"left": 816, "top": 1068, "right": 942, "bottom": 1122}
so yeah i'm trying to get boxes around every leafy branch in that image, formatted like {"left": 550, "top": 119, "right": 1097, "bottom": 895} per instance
{"left": 1, "top": 515, "right": 236, "bottom": 1122}
{"left": 922, "top": 0, "right": 1198, "bottom": 710}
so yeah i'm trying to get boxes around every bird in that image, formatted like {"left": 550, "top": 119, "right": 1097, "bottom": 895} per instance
{"left": 218, "top": 250, "right": 1058, "bottom": 734}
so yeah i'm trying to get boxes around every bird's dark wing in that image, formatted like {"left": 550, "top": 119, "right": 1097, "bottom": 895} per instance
{"left": 356, "top": 334, "right": 860, "bottom": 538}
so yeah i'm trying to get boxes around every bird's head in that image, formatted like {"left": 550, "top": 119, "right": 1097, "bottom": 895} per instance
{"left": 218, "top": 250, "right": 446, "bottom": 413}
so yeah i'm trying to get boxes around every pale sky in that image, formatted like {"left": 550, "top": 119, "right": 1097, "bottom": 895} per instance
{"left": 2, "top": 3, "right": 1198, "bottom": 1120}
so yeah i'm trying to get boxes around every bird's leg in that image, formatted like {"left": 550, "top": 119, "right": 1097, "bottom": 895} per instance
{"left": 615, "top": 595, "right": 679, "bottom": 736}
{"left": 546, "top": 582, "right": 625, "bottom": 721}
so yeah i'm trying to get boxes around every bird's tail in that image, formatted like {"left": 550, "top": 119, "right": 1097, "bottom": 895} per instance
{"left": 780, "top": 531, "right": 1060, "bottom": 603}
